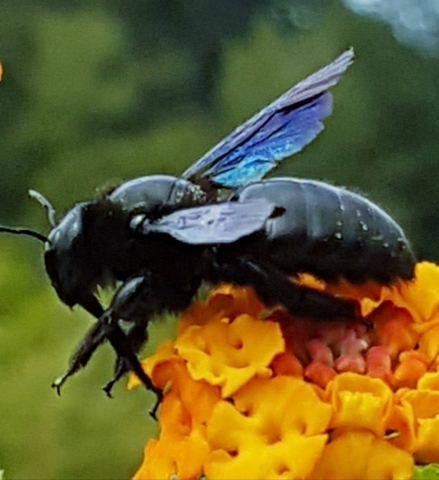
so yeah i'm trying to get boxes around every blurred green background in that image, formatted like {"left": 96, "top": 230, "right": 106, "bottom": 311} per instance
{"left": 0, "top": 0, "right": 438, "bottom": 478}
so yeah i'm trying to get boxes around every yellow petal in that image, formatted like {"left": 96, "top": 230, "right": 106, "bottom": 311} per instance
{"left": 176, "top": 314, "right": 284, "bottom": 397}
{"left": 387, "top": 262, "right": 439, "bottom": 324}
{"left": 133, "top": 364, "right": 220, "bottom": 479}
{"left": 326, "top": 373, "right": 393, "bottom": 436}
{"left": 204, "top": 377, "right": 332, "bottom": 479}
{"left": 178, "top": 285, "right": 264, "bottom": 335}
{"left": 370, "top": 304, "right": 418, "bottom": 358}
{"left": 311, "top": 430, "right": 414, "bottom": 480}
{"left": 204, "top": 432, "right": 328, "bottom": 480}
{"left": 416, "top": 416, "right": 439, "bottom": 463}
{"left": 393, "top": 350, "right": 429, "bottom": 389}
{"left": 133, "top": 428, "right": 209, "bottom": 480}
{"left": 385, "top": 402, "right": 416, "bottom": 453}
{"left": 207, "top": 285, "right": 264, "bottom": 320}
{"left": 417, "top": 371, "right": 439, "bottom": 390}
{"left": 127, "top": 340, "right": 177, "bottom": 390}
{"left": 400, "top": 389, "right": 439, "bottom": 422}
{"left": 419, "top": 325, "right": 439, "bottom": 363}
{"left": 399, "top": 388, "right": 439, "bottom": 463}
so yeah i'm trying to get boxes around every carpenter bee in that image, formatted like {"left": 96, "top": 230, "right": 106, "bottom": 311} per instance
{"left": 0, "top": 48, "right": 416, "bottom": 410}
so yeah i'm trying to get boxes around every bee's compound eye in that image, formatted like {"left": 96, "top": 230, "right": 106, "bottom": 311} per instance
{"left": 47, "top": 204, "right": 84, "bottom": 252}
{"left": 44, "top": 248, "right": 59, "bottom": 286}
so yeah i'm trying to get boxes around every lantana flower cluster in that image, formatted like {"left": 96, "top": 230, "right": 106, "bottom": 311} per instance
{"left": 129, "top": 262, "right": 439, "bottom": 479}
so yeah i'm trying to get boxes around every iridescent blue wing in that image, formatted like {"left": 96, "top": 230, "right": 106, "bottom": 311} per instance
{"left": 142, "top": 199, "right": 274, "bottom": 244}
{"left": 182, "top": 49, "right": 354, "bottom": 189}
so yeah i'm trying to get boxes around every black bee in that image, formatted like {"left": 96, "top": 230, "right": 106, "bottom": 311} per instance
{"left": 0, "top": 49, "right": 416, "bottom": 411}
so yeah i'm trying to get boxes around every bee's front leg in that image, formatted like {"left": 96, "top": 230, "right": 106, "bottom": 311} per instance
{"left": 101, "top": 276, "right": 163, "bottom": 419}
{"left": 52, "top": 282, "right": 162, "bottom": 418}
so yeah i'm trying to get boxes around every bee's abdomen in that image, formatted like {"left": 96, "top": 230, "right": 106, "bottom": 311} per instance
{"left": 235, "top": 178, "right": 416, "bottom": 284}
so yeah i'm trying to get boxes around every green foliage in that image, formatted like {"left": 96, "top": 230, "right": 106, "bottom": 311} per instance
{"left": 415, "top": 464, "right": 439, "bottom": 480}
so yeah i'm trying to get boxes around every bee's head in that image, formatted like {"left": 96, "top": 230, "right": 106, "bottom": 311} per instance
{"left": 44, "top": 203, "right": 88, "bottom": 306}
{"left": 0, "top": 191, "right": 91, "bottom": 307}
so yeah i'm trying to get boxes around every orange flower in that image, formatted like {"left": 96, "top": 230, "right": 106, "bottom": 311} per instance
{"left": 369, "top": 303, "right": 418, "bottom": 358}
{"left": 326, "top": 373, "right": 393, "bottom": 436}
{"left": 385, "top": 401, "right": 416, "bottom": 452}
{"left": 393, "top": 350, "right": 430, "bottom": 389}
{"left": 399, "top": 386, "right": 439, "bottom": 463}
{"left": 310, "top": 430, "right": 413, "bottom": 480}
{"left": 177, "top": 285, "right": 264, "bottom": 334}
{"left": 365, "top": 345, "right": 392, "bottom": 383}
{"left": 204, "top": 377, "right": 332, "bottom": 480}
{"left": 419, "top": 326, "right": 439, "bottom": 366}
{"left": 131, "top": 262, "right": 439, "bottom": 479}
{"left": 388, "top": 262, "right": 439, "bottom": 324}
{"left": 127, "top": 340, "right": 178, "bottom": 391}
{"left": 271, "top": 352, "right": 303, "bottom": 377}
{"left": 175, "top": 313, "right": 284, "bottom": 397}
{"left": 133, "top": 392, "right": 210, "bottom": 480}
{"left": 132, "top": 360, "right": 221, "bottom": 479}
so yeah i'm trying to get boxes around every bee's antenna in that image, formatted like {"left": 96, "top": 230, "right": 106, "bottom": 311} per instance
{"left": 29, "top": 189, "right": 56, "bottom": 227}
{"left": 0, "top": 226, "right": 49, "bottom": 243}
